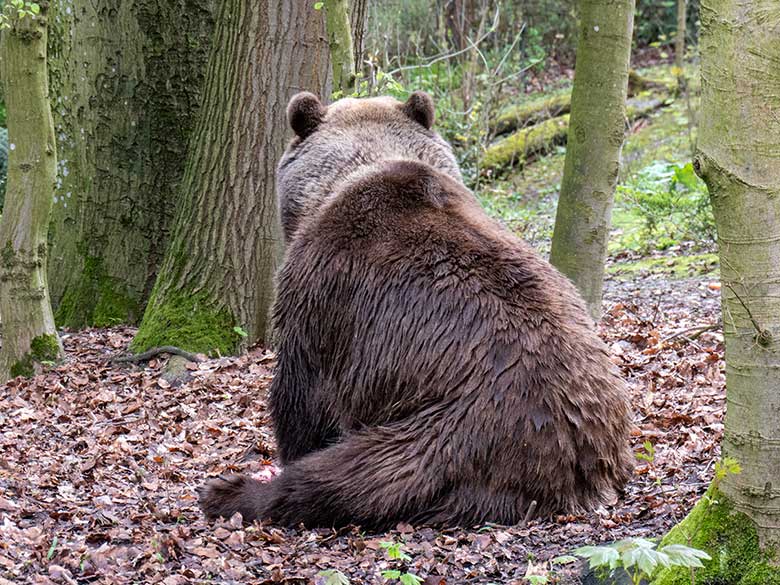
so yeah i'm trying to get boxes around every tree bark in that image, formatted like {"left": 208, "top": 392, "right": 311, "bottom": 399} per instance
{"left": 675, "top": 0, "right": 687, "bottom": 91}
{"left": 350, "top": 0, "right": 369, "bottom": 71}
{"left": 132, "top": 0, "right": 329, "bottom": 355}
{"left": 325, "top": 0, "right": 355, "bottom": 94}
{"left": 46, "top": 0, "right": 214, "bottom": 328}
{"left": 696, "top": 0, "right": 780, "bottom": 549}
{"left": 654, "top": 3, "right": 780, "bottom": 581}
{"left": 0, "top": 3, "right": 63, "bottom": 381}
{"left": 549, "top": 0, "right": 635, "bottom": 320}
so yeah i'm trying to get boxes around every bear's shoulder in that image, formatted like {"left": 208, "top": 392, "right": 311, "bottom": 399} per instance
{"left": 299, "top": 160, "right": 470, "bottom": 244}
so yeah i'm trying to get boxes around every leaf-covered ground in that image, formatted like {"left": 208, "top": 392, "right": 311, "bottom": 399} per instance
{"left": 1, "top": 272, "right": 724, "bottom": 584}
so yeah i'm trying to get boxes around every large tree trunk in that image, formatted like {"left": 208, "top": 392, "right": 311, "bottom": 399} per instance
{"left": 548, "top": 0, "right": 635, "bottom": 319}
{"left": 132, "top": 0, "right": 329, "bottom": 355}
{"left": 46, "top": 0, "right": 214, "bottom": 329}
{"left": 655, "top": 1, "right": 780, "bottom": 581}
{"left": 0, "top": 3, "right": 63, "bottom": 382}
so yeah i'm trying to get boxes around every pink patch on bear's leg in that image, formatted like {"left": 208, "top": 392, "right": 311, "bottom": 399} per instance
{"left": 250, "top": 463, "right": 281, "bottom": 482}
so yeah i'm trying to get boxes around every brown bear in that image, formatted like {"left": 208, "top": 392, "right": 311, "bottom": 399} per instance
{"left": 198, "top": 91, "right": 634, "bottom": 530}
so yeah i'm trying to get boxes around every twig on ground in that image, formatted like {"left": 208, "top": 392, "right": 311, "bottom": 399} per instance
{"left": 660, "top": 324, "right": 720, "bottom": 344}
{"left": 110, "top": 345, "right": 204, "bottom": 364}
{"left": 520, "top": 500, "right": 538, "bottom": 528}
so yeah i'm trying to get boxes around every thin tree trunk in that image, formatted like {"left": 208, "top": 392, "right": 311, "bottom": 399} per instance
{"left": 0, "top": 3, "right": 63, "bottom": 381}
{"left": 132, "top": 0, "right": 329, "bottom": 355}
{"left": 350, "top": 0, "right": 369, "bottom": 74}
{"left": 697, "top": 0, "right": 780, "bottom": 549}
{"left": 46, "top": 0, "right": 214, "bottom": 328}
{"left": 549, "top": 0, "right": 635, "bottom": 320}
{"left": 325, "top": 0, "right": 356, "bottom": 94}
{"left": 675, "top": 0, "right": 687, "bottom": 92}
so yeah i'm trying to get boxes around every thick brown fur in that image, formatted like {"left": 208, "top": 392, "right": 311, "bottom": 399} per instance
{"left": 199, "top": 92, "right": 634, "bottom": 530}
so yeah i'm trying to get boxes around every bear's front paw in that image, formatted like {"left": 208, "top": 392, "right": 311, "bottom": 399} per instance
{"left": 198, "top": 474, "right": 265, "bottom": 522}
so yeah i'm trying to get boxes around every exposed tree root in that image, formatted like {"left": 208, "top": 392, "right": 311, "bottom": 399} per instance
{"left": 111, "top": 345, "right": 204, "bottom": 364}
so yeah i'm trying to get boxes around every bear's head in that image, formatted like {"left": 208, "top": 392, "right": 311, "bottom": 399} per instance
{"left": 276, "top": 91, "right": 462, "bottom": 242}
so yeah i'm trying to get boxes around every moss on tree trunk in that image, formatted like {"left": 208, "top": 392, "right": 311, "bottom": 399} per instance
{"left": 548, "top": 0, "right": 635, "bottom": 319}
{"left": 0, "top": 2, "right": 64, "bottom": 381}
{"left": 46, "top": 0, "right": 214, "bottom": 329}
{"left": 132, "top": 1, "right": 330, "bottom": 355}
{"left": 654, "top": 489, "right": 780, "bottom": 584}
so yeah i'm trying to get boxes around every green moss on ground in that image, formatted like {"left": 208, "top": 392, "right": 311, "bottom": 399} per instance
{"left": 55, "top": 255, "right": 139, "bottom": 328}
{"left": 608, "top": 253, "right": 719, "bottom": 280}
{"left": 653, "top": 489, "right": 780, "bottom": 585}
{"left": 131, "top": 292, "right": 238, "bottom": 356}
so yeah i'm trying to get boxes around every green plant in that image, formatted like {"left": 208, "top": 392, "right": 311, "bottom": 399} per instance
{"left": 615, "top": 160, "right": 715, "bottom": 252}
{"left": 0, "top": 0, "right": 40, "bottom": 28}
{"left": 379, "top": 540, "right": 423, "bottom": 584}
{"left": 576, "top": 538, "right": 711, "bottom": 585}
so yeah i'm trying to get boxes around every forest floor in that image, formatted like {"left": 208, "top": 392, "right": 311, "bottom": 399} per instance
{"left": 0, "top": 274, "right": 724, "bottom": 585}
{"left": 0, "top": 63, "right": 723, "bottom": 585}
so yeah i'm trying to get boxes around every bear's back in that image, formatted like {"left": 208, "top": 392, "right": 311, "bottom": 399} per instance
{"left": 277, "top": 159, "right": 622, "bottom": 417}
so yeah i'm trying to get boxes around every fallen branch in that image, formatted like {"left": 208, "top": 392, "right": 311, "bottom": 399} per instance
{"left": 490, "top": 71, "right": 674, "bottom": 137}
{"left": 482, "top": 95, "right": 669, "bottom": 174}
{"left": 111, "top": 345, "right": 204, "bottom": 364}
{"left": 660, "top": 323, "right": 720, "bottom": 344}
{"left": 491, "top": 92, "right": 571, "bottom": 136}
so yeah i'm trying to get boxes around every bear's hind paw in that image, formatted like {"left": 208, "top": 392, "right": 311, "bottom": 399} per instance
{"left": 198, "top": 474, "right": 264, "bottom": 522}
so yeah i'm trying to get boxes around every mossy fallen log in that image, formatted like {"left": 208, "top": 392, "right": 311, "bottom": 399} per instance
{"left": 491, "top": 70, "right": 673, "bottom": 137}
{"left": 628, "top": 69, "right": 672, "bottom": 95}
{"left": 482, "top": 114, "right": 571, "bottom": 173}
{"left": 492, "top": 92, "right": 571, "bottom": 136}
{"left": 482, "top": 95, "right": 668, "bottom": 174}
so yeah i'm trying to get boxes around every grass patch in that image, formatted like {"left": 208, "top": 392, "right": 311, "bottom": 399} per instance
{"left": 607, "top": 253, "right": 719, "bottom": 280}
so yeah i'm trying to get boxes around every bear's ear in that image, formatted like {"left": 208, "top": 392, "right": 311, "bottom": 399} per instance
{"left": 400, "top": 91, "right": 435, "bottom": 130}
{"left": 287, "top": 92, "right": 326, "bottom": 139}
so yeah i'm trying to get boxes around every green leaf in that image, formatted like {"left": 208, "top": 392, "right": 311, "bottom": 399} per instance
{"left": 399, "top": 574, "right": 423, "bottom": 585}
{"left": 380, "top": 541, "right": 411, "bottom": 561}
{"left": 714, "top": 457, "right": 742, "bottom": 480}
{"left": 526, "top": 577, "right": 549, "bottom": 585}
{"left": 551, "top": 555, "right": 578, "bottom": 565}
{"left": 233, "top": 326, "right": 248, "bottom": 338}
{"left": 673, "top": 163, "right": 700, "bottom": 191}
{"left": 574, "top": 545, "right": 620, "bottom": 570}
{"left": 47, "top": 536, "right": 58, "bottom": 560}
{"left": 630, "top": 537, "right": 658, "bottom": 550}
{"left": 29, "top": 3, "right": 40, "bottom": 14}
{"left": 381, "top": 570, "right": 402, "bottom": 579}
{"left": 313, "top": 1, "right": 324, "bottom": 8}
{"left": 317, "top": 569, "right": 351, "bottom": 585}
{"left": 661, "top": 544, "right": 712, "bottom": 569}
